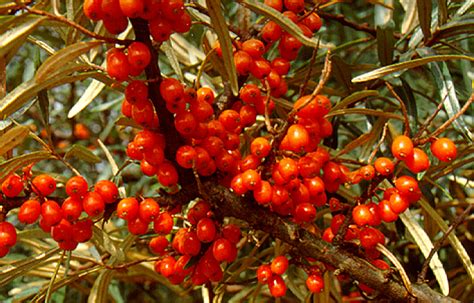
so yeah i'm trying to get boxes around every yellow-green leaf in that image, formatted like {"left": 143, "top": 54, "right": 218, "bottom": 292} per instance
{"left": 35, "top": 40, "right": 102, "bottom": 82}
{"left": 0, "top": 151, "right": 54, "bottom": 182}
{"left": 326, "top": 108, "right": 403, "bottom": 120}
{"left": 241, "top": 0, "right": 320, "bottom": 48}
{"left": 206, "top": 0, "right": 238, "bottom": 96}
{"left": 0, "top": 125, "right": 30, "bottom": 156}
{"left": 352, "top": 55, "right": 474, "bottom": 83}
{"left": 64, "top": 144, "right": 101, "bottom": 164}
{"left": 400, "top": 210, "right": 449, "bottom": 295}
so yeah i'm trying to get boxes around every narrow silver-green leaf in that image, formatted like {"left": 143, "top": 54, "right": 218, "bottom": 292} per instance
{"left": 35, "top": 40, "right": 102, "bottom": 82}
{"left": 0, "top": 151, "right": 54, "bottom": 182}
{"left": 161, "top": 41, "right": 184, "bottom": 82}
{"left": 352, "top": 55, "right": 474, "bottom": 83}
{"left": 419, "top": 199, "right": 474, "bottom": 284}
{"left": 206, "top": 0, "right": 239, "bottom": 96}
{"left": 400, "top": 210, "right": 449, "bottom": 295}
{"left": 418, "top": 49, "right": 473, "bottom": 141}
{"left": 68, "top": 79, "right": 106, "bottom": 118}
{"left": 64, "top": 144, "right": 101, "bottom": 163}
{"left": 0, "top": 125, "right": 29, "bottom": 156}
{"left": 0, "top": 247, "right": 60, "bottom": 286}
{"left": 416, "top": 0, "right": 432, "bottom": 43}
{"left": 241, "top": 0, "right": 320, "bottom": 48}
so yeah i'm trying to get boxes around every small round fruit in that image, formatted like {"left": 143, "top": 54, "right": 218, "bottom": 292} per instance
{"left": 431, "top": 138, "right": 457, "bottom": 162}
{"left": 391, "top": 135, "right": 414, "bottom": 160}
{"left": 66, "top": 176, "right": 88, "bottom": 198}
{"left": 271, "top": 255, "right": 289, "bottom": 275}
{"left": 306, "top": 274, "right": 324, "bottom": 293}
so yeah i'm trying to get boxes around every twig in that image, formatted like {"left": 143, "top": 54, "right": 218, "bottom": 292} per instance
{"left": 298, "top": 39, "right": 320, "bottom": 98}
{"left": 263, "top": 80, "right": 276, "bottom": 134}
{"left": 376, "top": 244, "right": 416, "bottom": 299}
{"left": 44, "top": 250, "right": 65, "bottom": 303}
{"left": 414, "top": 94, "right": 447, "bottom": 139}
{"left": 318, "top": 11, "right": 403, "bottom": 39}
{"left": 417, "top": 92, "right": 474, "bottom": 145}
{"left": 367, "top": 123, "right": 389, "bottom": 164}
{"left": 417, "top": 204, "right": 472, "bottom": 283}
{"left": 23, "top": 6, "right": 131, "bottom": 45}
{"left": 385, "top": 82, "right": 411, "bottom": 136}
{"left": 287, "top": 51, "right": 332, "bottom": 121}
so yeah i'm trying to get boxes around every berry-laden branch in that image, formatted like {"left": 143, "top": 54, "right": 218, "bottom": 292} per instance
{"left": 202, "top": 180, "right": 459, "bottom": 303}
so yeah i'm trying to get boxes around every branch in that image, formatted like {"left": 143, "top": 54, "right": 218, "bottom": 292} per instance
{"left": 202, "top": 180, "right": 460, "bottom": 303}
{"left": 318, "top": 11, "right": 403, "bottom": 39}
{"left": 23, "top": 7, "right": 131, "bottom": 45}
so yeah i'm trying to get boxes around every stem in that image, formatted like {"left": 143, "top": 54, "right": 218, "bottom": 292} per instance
{"left": 417, "top": 92, "right": 474, "bottom": 145}
{"left": 386, "top": 82, "right": 411, "bottom": 136}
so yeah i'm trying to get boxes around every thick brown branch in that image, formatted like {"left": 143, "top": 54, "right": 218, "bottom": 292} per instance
{"left": 203, "top": 181, "right": 459, "bottom": 303}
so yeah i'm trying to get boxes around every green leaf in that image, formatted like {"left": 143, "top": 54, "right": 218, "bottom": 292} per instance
{"left": 376, "top": 24, "right": 395, "bottom": 66}
{"left": 0, "top": 71, "right": 102, "bottom": 120}
{"left": 64, "top": 144, "right": 101, "bottom": 164}
{"left": 400, "top": 210, "right": 449, "bottom": 296}
{"left": 35, "top": 40, "right": 102, "bottom": 82}
{"left": 37, "top": 89, "right": 49, "bottom": 127}
{"left": 0, "top": 151, "right": 54, "bottom": 182}
{"left": 206, "top": 0, "right": 239, "bottom": 96}
{"left": 419, "top": 199, "right": 474, "bottom": 285}
{"left": 416, "top": 0, "right": 432, "bottom": 43}
{"left": 332, "top": 90, "right": 379, "bottom": 112}
{"left": 351, "top": 55, "right": 474, "bottom": 83}
{"left": 331, "top": 55, "right": 353, "bottom": 93}
{"left": 241, "top": 0, "right": 320, "bottom": 48}
{"left": 0, "top": 125, "right": 30, "bottom": 156}
{"left": 0, "top": 15, "right": 45, "bottom": 60}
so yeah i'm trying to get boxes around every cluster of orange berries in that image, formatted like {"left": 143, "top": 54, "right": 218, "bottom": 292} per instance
{"left": 0, "top": 172, "right": 120, "bottom": 252}
{"left": 116, "top": 197, "right": 242, "bottom": 285}
{"left": 83, "top": 0, "right": 191, "bottom": 37}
